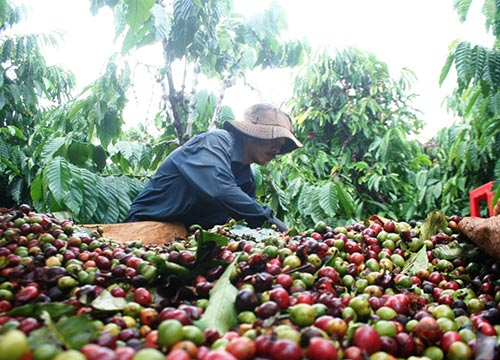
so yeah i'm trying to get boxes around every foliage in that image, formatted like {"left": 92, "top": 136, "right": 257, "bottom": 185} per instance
{"left": 90, "top": 0, "right": 308, "bottom": 143}
{"left": 0, "top": 15, "right": 155, "bottom": 222}
{"left": 258, "top": 48, "right": 435, "bottom": 229}
{"left": 2, "top": 0, "right": 308, "bottom": 223}
{"left": 435, "top": 0, "right": 500, "bottom": 212}
{"left": 0, "top": 1, "right": 164, "bottom": 220}
{"left": 24, "top": 63, "right": 167, "bottom": 223}
{"left": 0, "top": 1, "right": 75, "bottom": 207}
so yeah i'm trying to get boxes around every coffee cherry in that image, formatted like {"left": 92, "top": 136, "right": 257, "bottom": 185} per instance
{"left": 235, "top": 289, "right": 259, "bottom": 312}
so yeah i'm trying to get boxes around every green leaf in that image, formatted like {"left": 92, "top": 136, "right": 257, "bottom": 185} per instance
{"left": 309, "top": 189, "right": 325, "bottom": 224}
{"left": 92, "top": 145, "right": 107, "bottom": 171}
{"left": 195, "top": 259, "right": 238, "bottom": 334}
{"left": 94, "top": 176, "right": 110, "bottom": 222}
{"left": 107, "top": 176, "right": 133, "bottom": 221}
{"left": 0, "top": 157, "right": 21, "bottom": 175}
{"left": 151, "top": 3, "right": 171, "bottom": 42}
{"left": 41, "top": 137, "right": 66, "bottom": 163}
{"left": 67, "top": 141, "right": 92, "bottom": 165}
{"left": 318, "top": 182, "right": 338, "bottom": 217}
{"left": 194, "top": 228, "right": 229, "bottom": 265}
{"left": 334, "top": 182, "right": 354, "bottom": 218}
{"left": 97, "top": 176, "right": 128, "bottom": 223}
{"left": 41, "top": 312, "right": 99, "bottom": 350}
{"left": 45, "top": 157, "right": 72, "bottom": 206}
{"left": 171, "top": 0, "right": 200, "bottom": 59}
{"left": 297, "top": 183, "right": 314, "bottom": 219}
{"left": 125, "top": 0, "right": 155, "bottom": 31}
{"left": 219, "top": 106, "right": 235, "bottom": 123}
{"left": 439, "top": 48, "right": 455, "bottom": 86}
{"left": 30, "top": 171, "right": 44, "bottom": 205}
{"left": 453, "top": 0, "right": 473, "bottom": 22}
{"left": 78, "top": 168, "right": 99, "bottom": 223}
{"left": 7, "top": 303, "right": 76, "bottom": 321}
{"left": 26, "top": 326, "right": 62, "bottom": 350}
{"left": 455, "top": 41, "right": 473, "bottom": 87}
{"left": 0, "top": 125, "right": 26, "bottom": 140}
{"left": 63, "top": 165, "right": 84, "bottom": 217}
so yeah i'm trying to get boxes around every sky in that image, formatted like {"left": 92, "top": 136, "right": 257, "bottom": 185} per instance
{"left": 16, "top": 0, "right": 495, "bottom": 140}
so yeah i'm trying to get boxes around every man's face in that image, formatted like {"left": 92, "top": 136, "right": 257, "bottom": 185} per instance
{"left": 244, "top": 137, "right": 286, "bottom": 165}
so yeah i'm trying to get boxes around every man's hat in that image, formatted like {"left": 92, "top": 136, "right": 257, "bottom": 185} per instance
{"left": 223, "top": 103, "right": 303, "bottom": 154}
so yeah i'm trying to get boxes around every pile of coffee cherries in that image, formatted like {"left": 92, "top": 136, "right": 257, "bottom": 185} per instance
{"left": 0, "top": 205, "right": 498, "bottom": 360}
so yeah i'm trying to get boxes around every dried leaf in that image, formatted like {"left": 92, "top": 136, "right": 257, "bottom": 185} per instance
{"left": 419, "top": 210, "right": 448, "bottom": 241}
{"left": 402, "top": 245, "right": 428, "bottom": 275}
{"left": 229, "top": 224, "right": 280, "bottom": 242}
{"left": 91, "top": 289, "right": 127, "bottom": 311}
{"left": 432, "top": 240, "right": 481, "bottom": 260}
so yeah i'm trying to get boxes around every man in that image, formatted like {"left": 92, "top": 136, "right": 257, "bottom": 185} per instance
{"left": 124, "top": 103, "right": 303, "bottom": 232}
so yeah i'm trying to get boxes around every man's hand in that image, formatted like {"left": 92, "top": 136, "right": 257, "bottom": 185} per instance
{"left": 262, "top": 206, "right": 288, "bottom": 232}
{"left": 271, "top": 216, "right": 288, "bottom": 232}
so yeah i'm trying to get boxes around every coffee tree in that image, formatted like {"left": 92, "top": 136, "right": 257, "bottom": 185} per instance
{"left": 259, "top": 0, "right": 500, "bottom": 229}
{"left": 2, "top": 0, "right": 308, "bottom": 223}
{"left": 0, "top": 2, "right": 75, "bottom": 209}
{"left": 259, "top": 48, "right": 434, "bottom": 230}
{"left": 434, "top": 0, "right": 500, "bottom": 210}
{"left": 90, "top": 0, "right": 307, "bottom": 143}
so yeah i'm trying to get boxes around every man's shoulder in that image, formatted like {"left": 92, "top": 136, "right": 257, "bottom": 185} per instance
{"left": 196, "top": 129, "right": 234, "bottom": 144}
{"left": 203, "top": 128, "right": 232, "bottom": 139}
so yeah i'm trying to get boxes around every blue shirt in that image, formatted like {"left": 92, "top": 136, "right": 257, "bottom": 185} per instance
{"left": 124, "top": 129, "right": 275, "bottom": 229}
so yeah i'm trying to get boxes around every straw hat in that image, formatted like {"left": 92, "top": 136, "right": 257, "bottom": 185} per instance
{"left": 223, "top": 103, "right": 303, "bottom": 154}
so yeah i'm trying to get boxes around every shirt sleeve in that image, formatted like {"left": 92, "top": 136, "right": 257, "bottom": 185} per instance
{"left": 170, "top": 131, "right": 271, "bottom": 228}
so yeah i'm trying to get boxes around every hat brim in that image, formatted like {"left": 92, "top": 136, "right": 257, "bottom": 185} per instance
{"left": 224, "top": 120, "right": 303, "bottom": 154}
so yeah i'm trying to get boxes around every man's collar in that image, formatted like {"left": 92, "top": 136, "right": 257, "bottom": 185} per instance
{"left": 230, "top": 131, "right": 245, "bottom": 163}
